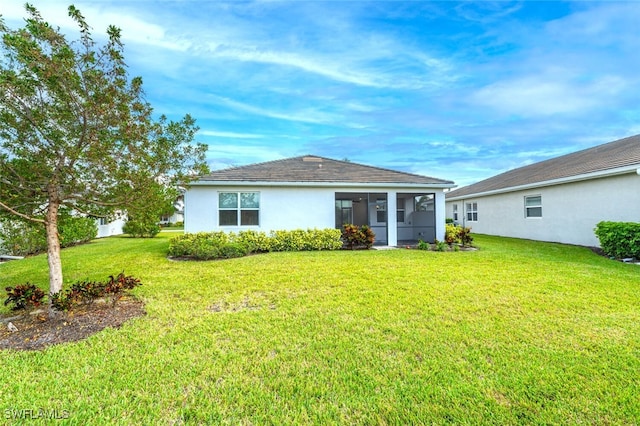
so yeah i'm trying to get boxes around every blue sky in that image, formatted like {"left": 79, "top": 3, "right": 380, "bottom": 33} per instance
{"left": 3, "top": 1, "right": 640, "bottom": 187}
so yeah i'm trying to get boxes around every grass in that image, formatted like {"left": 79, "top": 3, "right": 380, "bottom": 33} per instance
{"left": 1, "top": 233, "right": 639, "bottom": 424}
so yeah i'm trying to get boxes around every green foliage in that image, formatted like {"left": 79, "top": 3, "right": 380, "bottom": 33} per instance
{"left": 0, "top": 4, "right": 208, "bottom": 294}
{"left": 0, "top": 213, "right": 97, "bottom": 256}
{"left": 59, "top": 214, "right": 98, "bottom": 247}
{"left": 236, "top": 230, "right": 272, "bottom": 253}
{"left": 4, "top": 283, "right": 46, "bottom": 310}
{"left": 595, "top": 221, "right": 640, "bottom": 259}
{"left": 123, "top": 218, "right": 161, "bottom": 238}
{"left": 50, "top": 272, "right": 142, "bottom": 310}
{"left": 417, "top": 239, "right": 430, "bottom": 250}
{"left": 445, "top": 224, "right": 474, "bottom": 247}
{"left": 434, "top": 240, "right": 448, "bottom": 252}
{"left": 0, "top": 218, "right": 46, "bottom": 256}
{"left": 168, "top": 228, "right": 343, "bottom": 260}
{"left": 217, "top": 243, "right": 249, "bottom": 259}
{"left": 341, "top": 224, "right": 375, "bottom": 249}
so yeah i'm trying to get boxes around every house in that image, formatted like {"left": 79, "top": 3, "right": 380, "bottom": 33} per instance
{"left": 184, "top": 155, "right": 455, "bottom": 246}
{"left": 96, "top": 215, "right": 126, "bottom": 238}
{"left": 445, "top": 134, "right": 640, "bottom": 247}
{"left": 159, "top": 195, "right": 184, "bottom": 226}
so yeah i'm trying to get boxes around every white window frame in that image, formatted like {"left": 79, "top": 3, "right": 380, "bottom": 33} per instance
{"left": 218, "top": 191, "right": 260, "bottom": 226}
{"left": 525, "top": 195, "right": 542, "bottom": 218}
{"left": 452, "top": 204, "right": 458, "bottom": 221}
{"left": 466, "top": 202, "right": 478, "bottom": 222}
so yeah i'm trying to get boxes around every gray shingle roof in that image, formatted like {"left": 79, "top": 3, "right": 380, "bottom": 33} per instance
{"left": 447, "top": 134, "right": 640, "bottom": 198}
{"left": 198, "top": 155, "right": 454, "bottom": 185}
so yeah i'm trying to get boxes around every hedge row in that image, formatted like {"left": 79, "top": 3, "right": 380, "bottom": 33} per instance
{"left": 168, "top": 228, "right": 343, "bottom": 260}
{"left": 594, "top": 221, "right": 640, "bottom": 259}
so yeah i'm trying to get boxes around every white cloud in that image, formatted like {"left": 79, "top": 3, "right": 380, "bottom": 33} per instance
{"left": 471, "top": 74, "right": 628, "bottom": 117}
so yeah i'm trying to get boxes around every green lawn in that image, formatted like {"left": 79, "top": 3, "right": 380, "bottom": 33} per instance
{"left": 1, "top": 234, "right": 639, "bottom": 424}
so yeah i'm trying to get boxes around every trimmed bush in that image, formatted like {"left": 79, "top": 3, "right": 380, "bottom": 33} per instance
{"left": 237, "top": 230, "right": 272, "bottom": 253}
{"left": 218, "top": 243, "right": 249, "bottom": 259}
{"left": 168, "top": 228, "right": 343, "bottom": 260}
{"left": 595, "top": 221, "right": 640, "bottom": 259}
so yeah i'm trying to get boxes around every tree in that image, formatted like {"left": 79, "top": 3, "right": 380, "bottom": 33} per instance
{"left": 0, "top": 4, "right": 208, "bottom": 301}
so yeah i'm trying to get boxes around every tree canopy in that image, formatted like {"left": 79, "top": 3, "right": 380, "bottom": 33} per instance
{"left": 0, "top": 4, "right": 208, "bottom": 298}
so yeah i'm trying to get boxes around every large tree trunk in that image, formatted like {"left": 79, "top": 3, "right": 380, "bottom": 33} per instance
{"left": 45, "top": 202, "right": 63, "bottom": 297}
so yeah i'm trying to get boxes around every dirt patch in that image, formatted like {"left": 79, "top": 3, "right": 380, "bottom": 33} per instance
{"left": 0, "top": 298, "right": 145, "bottom": 351}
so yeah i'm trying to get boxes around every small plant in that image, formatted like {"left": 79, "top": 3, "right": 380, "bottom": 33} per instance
{"left": 435, "top": 240, "right": 448, "bottom": 252}
{"left": 104, "top": 272, "right": 142, "bottom": 305}
{"left": 49, "top": 272, "right": 142, "bottom": 310}
{"left": 457, "top": 226, "right": 473, "bottom": 247}
{"left": 4, "top": 283, "right": 46, "bottom": 310}
{"left": 341, "top": 224, "right": 375, "bottom": 249}
{"left": 417, "top": 240, "right": 430, "bottom": 251}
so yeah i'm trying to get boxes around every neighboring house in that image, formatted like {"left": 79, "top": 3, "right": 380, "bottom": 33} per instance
{"left": 96, "top": 214, "right": 126, "bottom": 238}
{"left": 185, "top": 155, "right": 455, "bottom": 246}
{"left": 445, "top": 134, "right": 640, "bottom": 247}
{"left": 159, "top": 195, "right": 184, "bottom": 225}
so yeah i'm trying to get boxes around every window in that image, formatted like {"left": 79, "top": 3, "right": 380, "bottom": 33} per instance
{"left": 219, "top": 192, "right": 260, "bottom": 226}
{"left": 466, "top": 202, "right": 478, "bottom": 222}
{"left": 525, "top": 195, "right": 542, "bottom": 218}
{"left": 452, "top": 204, "right": 458, "bottom": 221}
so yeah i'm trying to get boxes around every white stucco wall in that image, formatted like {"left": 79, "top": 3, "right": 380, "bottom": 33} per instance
{"left": 185, "top": 185, "right": 336, "bottom": 233}
{"left": 96, "top": 217, "right": 126, "bottom": 238}
{"left": 445, "top": 172, "right": 640, "bottom": 247}
{"left": 185, "top": 184, "right": 450, "bottom": 245}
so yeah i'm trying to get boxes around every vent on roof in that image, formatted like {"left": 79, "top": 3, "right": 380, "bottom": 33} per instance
{"left": 302, "top": 156, "right": 323, "bottom": 162}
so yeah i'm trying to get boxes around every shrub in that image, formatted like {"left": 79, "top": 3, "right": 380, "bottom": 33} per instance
{"left": 59, "top": 214, "right": 98, "bottom": 247}
{"left": 417, "top": 240, "right": 430, "bottom": 250}
{"left": 168, "top": 232, "right": 229, "bottom": 259}
{"left": 0, "top": 212, "right": 97, "bottom": 256}
{"left": 595, "top": 221, "right": 640, "bottom": 259}
{"left": 4, "top": 283, "right": 46, "bottom": 310}
{"left": 237, "top": 230, "right": 272, "bottom": 253}
{"left": 218, "top": 243, "right": 249, "bottom": 259}
{"left": 169, "top": 228, "right": 343, "bottom": 259}
{"left": 341, "top": 224, "right": 375, "bottom": 249}
{"left": 123, "top": 218, "right": 161, "bottom": 238}
{"left": 444, "top": 224, "right": 474, "bottom": 247}
{"left": 435, "top": 240, "right": 448, "bottom": 252}
{"left": 0, "top": 218, "right": 46, "bottom": 256}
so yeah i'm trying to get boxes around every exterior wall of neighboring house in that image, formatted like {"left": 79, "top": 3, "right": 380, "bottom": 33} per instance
{"left": 185, "top": 184, "right": 449, "bottom": 246}
{"left": 96, "top": 217, "right": 126, "bottom": 238}
{"left": 446, "top": 171, "right": 640, "bottom": 247}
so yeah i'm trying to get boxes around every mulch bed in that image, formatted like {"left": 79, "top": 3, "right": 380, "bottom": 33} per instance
{"left": 0, "top": 298, "right": 145, "bottom": 351}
